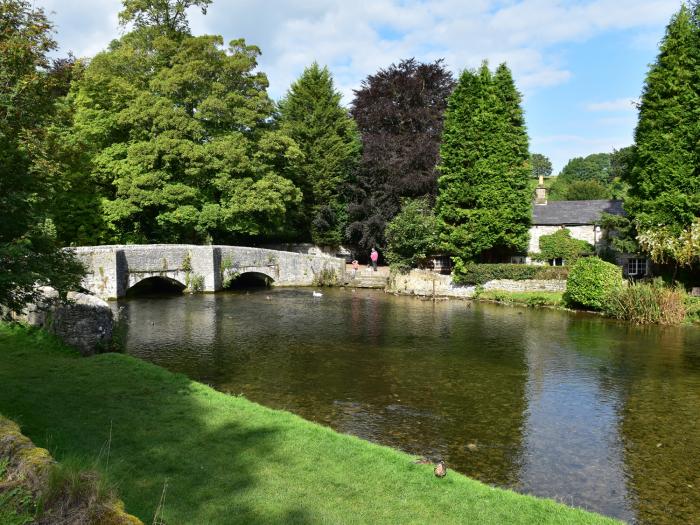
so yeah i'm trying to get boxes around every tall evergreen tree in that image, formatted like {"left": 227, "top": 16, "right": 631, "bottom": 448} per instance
{"left": 347, "top": 58, "right": 454, "bottom": 256}
{"left": 277, "top": 63, "right": 360, "bottom": 246}
{"left": 436, "top": 62, "right": 531, "bottom": 263}
{"left": 626, "top": 4, "right": 700, "bottom": 254}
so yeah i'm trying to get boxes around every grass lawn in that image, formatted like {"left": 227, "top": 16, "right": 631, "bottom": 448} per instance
{"left": 477, "top": 290, "right": 565, "bottom": 308}
{"left": 0, "top": 323, "right": 618, "bottom": 524}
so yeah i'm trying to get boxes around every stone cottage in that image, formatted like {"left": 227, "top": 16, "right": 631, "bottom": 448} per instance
{"left": 525, "top": 177, "right": 648, "bottom": 277}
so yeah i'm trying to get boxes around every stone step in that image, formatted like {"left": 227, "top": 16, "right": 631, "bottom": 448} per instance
{"left": 344, "top": 274, "right": 390, "bottom": 288}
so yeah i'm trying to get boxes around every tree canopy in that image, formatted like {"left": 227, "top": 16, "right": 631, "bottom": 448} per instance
{"left": 277, "top": 63, "right": 360, "bottom": 246}
{"left": 625, "top": 3, "right": 700, "bottom": 267}
{"left": 119, "top": 0, "right": 212, "bottom": 35}
{"left": 436, "top": 62, "right": 531, "bottom": 263}
{"left": 0, "top": 0, "right": 84, "bottom": 314}
{"left": 385, "top": 198, "right": 439, "bottom": 272}
{"left": 347, "top": 58, "right": 454, "bottom": 255}
{"left": 65, "top": 17, "right": 304, "bottom": 244}
{"left": 530, "top": 153, "right": 552, "bottom": 179}
{"left": 558, "top": 153, "right": 611, "bottom": 184}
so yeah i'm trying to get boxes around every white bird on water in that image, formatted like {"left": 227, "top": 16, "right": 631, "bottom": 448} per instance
{"left": 312, "top": 291, "right": 323, "bottom": 298}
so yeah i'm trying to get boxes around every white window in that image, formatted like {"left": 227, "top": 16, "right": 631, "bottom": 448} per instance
{"left": 549, "top": 257, "right": 564, "bottom": 266}
{"left": 626, "top": 258, "right": 647, "bottom": 277}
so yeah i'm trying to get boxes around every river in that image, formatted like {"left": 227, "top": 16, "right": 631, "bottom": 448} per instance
{"left": 116, "top": 287, "right": 700, "bottom": 524}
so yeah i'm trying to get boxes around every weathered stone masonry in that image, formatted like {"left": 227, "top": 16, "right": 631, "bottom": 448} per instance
{"left": 75, "top": 245, "right": 346, "bottom": 299}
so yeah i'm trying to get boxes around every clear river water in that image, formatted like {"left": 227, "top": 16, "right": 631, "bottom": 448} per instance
{"left": 116, "top": 287, "right": 700, "bottom": 524}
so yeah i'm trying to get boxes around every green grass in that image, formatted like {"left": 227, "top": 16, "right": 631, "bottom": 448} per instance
{"left": 477, "top": 290, "right": 565, "bottom": 308}
{"left": 0, "top": 323, "right": 618, "bottom": 524}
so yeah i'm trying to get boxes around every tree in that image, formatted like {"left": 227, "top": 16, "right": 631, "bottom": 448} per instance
{"left": 385, "top": 198, "right": 438, "bottom": 272}
{"left": 564, "top": 180, "right": 610, "bottom": 200}
{"left": 530, "top": 153, "right": 552, "bottom": 178}
{"left": 598, "top": 212, "right": 640, "bottom": 262}
{"left": 119, "top": 0, "right": 212, "bottom": 35}
{"left": 67, "top": 13, "right": 303, "bottom": 244}
{"left": 0, "top": 1, "right": 84, "bottom": 314}
{"left": 558, "top": 153, "right": 611, "bottom": 184}
{"left": 347, "top": 58, "right": 454, "bottom": 255}
{"left": 436, "top": 62, "right": 531, "bottom": 263}
{"left": 626, "top": 4, "right": 700, "bottom": 264}
{"left": 277, "top": 63, "right": 360, "bottom": 245}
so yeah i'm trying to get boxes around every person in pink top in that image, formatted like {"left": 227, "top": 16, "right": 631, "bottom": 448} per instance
{"left": 370, "top": 248, "right": 379, "bottom": 272}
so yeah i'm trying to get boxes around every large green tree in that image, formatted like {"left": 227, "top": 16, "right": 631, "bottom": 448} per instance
{"left": 558, "top": 153, "right": 611, "bottom": 184}
{"left": 530, "top": 153, "right": 552, "bottom": 178}
{"left": 436, "top": 62, "right": 531, "bottom": 263}
{"left": 64, "top": 7, "right": 303, "bottom": 244}
{"left": 119, "top": 0, "right": 212, "bottom": 35}
{"left": 0, "top": 0, "right": 84, "bottom": 314}
{"left": 277, "top": 63, "right": 360, "bottom": 245}
{"left": 625, "top": 3, "right": 700, "bottom": 267}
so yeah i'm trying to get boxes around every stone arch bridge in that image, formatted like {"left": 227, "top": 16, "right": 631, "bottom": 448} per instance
{"left": 74, "top": 245, "right": 346, "bottom": 299}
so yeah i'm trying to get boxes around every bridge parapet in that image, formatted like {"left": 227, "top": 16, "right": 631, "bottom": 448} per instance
{"left": 73, "top": 245, "right": 345, "bottom": 299}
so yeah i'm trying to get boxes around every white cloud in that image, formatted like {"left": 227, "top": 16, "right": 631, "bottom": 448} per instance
{"left": 34, "top": 0, "right": 679, "bottom": 100}
{"left": 32, "top": 0, "right": 677, "bottom": 169}
{"left": 586, "top": 98, "right": 639, "bottom": 112}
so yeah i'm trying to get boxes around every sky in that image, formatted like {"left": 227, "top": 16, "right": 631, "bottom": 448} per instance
{"left": 33, "top": 0, "right": 682, "bottom": 173}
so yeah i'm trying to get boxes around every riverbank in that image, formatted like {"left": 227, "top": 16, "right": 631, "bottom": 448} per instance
{"left": 475, "top": 290, "right": 565, "bottom": 309}
{"left": 0, "top": 323, "right": 618, "bottom": 524}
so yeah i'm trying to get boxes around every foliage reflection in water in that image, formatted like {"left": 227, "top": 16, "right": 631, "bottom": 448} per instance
{"left": 116, "top": 288, "right": 700, "bottom": 524}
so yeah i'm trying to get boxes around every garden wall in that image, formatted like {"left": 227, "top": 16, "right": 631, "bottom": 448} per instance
{"left": 387, "top": 269, "right": 566, "bottom": 298}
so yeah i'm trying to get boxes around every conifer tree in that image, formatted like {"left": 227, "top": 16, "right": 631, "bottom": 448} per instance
{"left": 436, "top": 62, "right": 531, "bottom": 264}
{"left": 277, "top": 63, "right": 360, "bottom": 245}
{"left": 626, "top": 4, "right": 700, "bottom": 244}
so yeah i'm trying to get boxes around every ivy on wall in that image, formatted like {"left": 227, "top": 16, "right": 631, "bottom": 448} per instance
{"left": 532, "top": 229, "right": 593, "bottom": 265}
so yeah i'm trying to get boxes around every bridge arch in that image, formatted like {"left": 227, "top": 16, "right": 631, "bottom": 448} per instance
{"left": 126, "top": 275, "right": 186, "bottom": 296}
{"left": 225, "top": 271, "right": 275, "bottom": 289}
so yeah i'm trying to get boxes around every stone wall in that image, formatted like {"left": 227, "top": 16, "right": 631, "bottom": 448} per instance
{"left": 387, "top": 269, "right": 566, "bottom": 298}
{"left": 21, "top": 288, "right": 114, "bottom": 356}
{"left": 260, "top": 242, "right": 353, "bottom": 261}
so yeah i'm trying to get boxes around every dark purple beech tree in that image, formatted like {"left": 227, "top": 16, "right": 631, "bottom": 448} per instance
{"left": 346, "top": 58, "right": 454, "bottom": 257}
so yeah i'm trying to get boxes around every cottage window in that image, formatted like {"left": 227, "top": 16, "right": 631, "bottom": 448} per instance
{"left": 549, "top": 257, "right": 564, "bottom": 266}
{"left": 626, "top": 258, "right": 647, "bottom": 277}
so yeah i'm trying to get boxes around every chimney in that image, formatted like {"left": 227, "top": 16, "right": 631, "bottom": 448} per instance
{"left": 535, "top": 175, "right": 548, "bottom": 205}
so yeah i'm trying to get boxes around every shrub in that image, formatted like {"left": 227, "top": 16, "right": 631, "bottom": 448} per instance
{"left": 533, "top": 229, "right": 593, "bottom": 265}
{"left": 565, "top": 257, "right": 622, "bottom": 310}
{"left": 385, "top": 198, "right": 438, "bottom": 273}
{"left": 685, "top": 296, "right": 700, "bottom": 323}
{"left": 604, "top": 280, "right": 687, "bottom": 325}
{"left": 452, "top": 260, "right": 568, "bottom": 285}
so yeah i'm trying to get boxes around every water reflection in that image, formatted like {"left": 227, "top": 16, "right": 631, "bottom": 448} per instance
{"left": 116, "top": 288, "right": 700, "bottom": 523}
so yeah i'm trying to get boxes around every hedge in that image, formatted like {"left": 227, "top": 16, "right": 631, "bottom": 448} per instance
{"left": 453, "top": 262, "right": 569, "bottom": 285}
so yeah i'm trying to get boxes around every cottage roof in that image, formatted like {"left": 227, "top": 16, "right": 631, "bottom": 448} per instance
{"left": 532, "top": 200, "right": 625, "bottom": 226}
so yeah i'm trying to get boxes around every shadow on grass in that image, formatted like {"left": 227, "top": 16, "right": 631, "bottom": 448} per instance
{"left": 0, "top": 325, "right": 305, "bottom": 524}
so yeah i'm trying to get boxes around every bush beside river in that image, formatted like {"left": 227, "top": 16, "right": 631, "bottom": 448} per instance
{"left": 0, "top": 323, "right": 618, "bottom": 525}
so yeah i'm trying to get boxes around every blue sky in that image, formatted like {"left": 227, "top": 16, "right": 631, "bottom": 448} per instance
{"left": 35, "top": 0, "right": 681, "bottom": 173}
